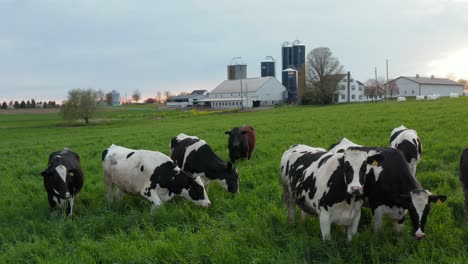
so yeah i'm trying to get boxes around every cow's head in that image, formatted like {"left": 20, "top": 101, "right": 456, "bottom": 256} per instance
{"left": 225, "top": 127, "right": 248, "bottom": 160}
{"left": 396, "top": 190, "right": 447, "bottom": 240}
{"left": 41, "top": 157, "right": 75, "bottom": 200}
{"left": 216, "top": 162, "right": 239, "bottom": 194}
{"left": 343, "top": 148, "right": 384, "bottom": 195}
{"left": 179, "top": 170, "right": 211, "bottom": 208}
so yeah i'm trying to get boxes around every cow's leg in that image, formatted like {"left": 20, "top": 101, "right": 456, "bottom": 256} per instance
{"left": 464, "top": 186, "right": 468, "bottom": 211}
{"left": 372, "top": 206, "right": 384, "bottom": 232}
{"left": 66, "top": 196, "right": 74, "bottom": 217}
{"left": 105, "top": 181, "right": 114, "bottom": 205}
{"left": 141, "top": 187, "right": 163, "bottom": 211}
{"left": 395, "top": 214, "right": 405, "bottom": 234}
{"left": 282, "top": 183, "right": 296, "bottom": 225}
{"left": 301, "top": 210, "right": 308, "bottom": 224}
{"left": 116, "top": 188, "right": 124, "bottom": 202}
{"left": 347, "top": 210, "right": 361, "bottom": 241}
{"left": 319, "top": 212, "right": 331, "bottom": 241}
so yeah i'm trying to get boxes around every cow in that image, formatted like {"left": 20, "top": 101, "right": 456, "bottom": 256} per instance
{"left": 102, "top": 144, "right": 211, "bottom": 209}
{"left": 170, "top": 133, "right": 239, "bottom": 194}
{"left": 225, "top": 125, "right": 256, "bottom": 163}
{"left": 460, "top": 148, "right": 468, "bottom": 211}
{"left": 389, "top": 125, "right": 422, "bottom": 177}
{"left": 40, "top": 148, "right": 84, "bottom": 216}
{"left": 328, "top": 139, "right": 447, "bottom": 240}
{"left": 280, "top": 144, "right": 384, "bottom": 241}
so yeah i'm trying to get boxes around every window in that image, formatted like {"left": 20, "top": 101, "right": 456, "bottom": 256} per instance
{"left": 341, "top": 85, "right": 345, "bottom": 90}
{"left": 352, "top": 94, "right": 355, "bottom": 99}
{"left": 404, "top": 91, "right": 407, "bottom": 95}
{"left": 351, "top": 85, "right": 355, "bottom": 90}
{"left": 359, "top": 86, "right": 362, "bottom": 91}
{"left": 359, "top": 95, "right": 362, "bottom": 100}
{"left": 412, "top": 90, "right": 414, "bottom": 94}
{"left": 341, "top": 94, "right": 345, "bottom": 100}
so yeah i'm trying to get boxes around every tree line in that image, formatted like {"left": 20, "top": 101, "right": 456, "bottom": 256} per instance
{"left": 1, "top": 100, "right": 59, "bottom": 109}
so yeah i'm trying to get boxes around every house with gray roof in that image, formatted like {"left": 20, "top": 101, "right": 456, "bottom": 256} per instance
{"left": 199, "top": 77, "right": 286, "bottom": 109}
{"left": 390, "top": 75, "right": 463, "bottom": 98}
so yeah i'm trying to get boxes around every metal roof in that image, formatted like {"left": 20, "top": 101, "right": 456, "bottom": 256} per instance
{"left": 399, "top": 76, "right": 462, "bottom": 86}
{"left": 210, "top": 77, "right": 276, "bottom": 94}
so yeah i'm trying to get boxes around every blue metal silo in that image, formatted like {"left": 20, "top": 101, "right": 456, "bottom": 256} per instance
{"left": 282, "top": 42, "right": 292, "bottom": 71}
{"left": 282, "top": 68, "right": 298, "bottom": 104}
{"left": 261, "top": 56, "right": 275, "bottom": 77}
{"left": 292, "top": 40, "right": 305, "bottom": 72}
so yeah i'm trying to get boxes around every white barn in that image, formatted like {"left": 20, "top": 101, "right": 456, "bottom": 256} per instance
{"left": 390, "top": 76, "right": 463, "bottom": 97}
{"left": 200, "top": 77, "right": 286, "bottom": 109}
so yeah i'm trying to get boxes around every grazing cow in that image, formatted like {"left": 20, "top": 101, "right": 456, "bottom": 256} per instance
{"left": 389, "top": 125, "right": 422, "bottom": 177}
{"left": 460, "top": 148, "right": 468, "bottom": 210}
{"left": 329, "top": 139, "right": 447, "bottom": 239}
{"left": 225, "top": 125, "right": 256, "bottom": 163}
{"left": 102, "top": 144, "right": 211, "bottom": 209}
{"left": 40, "top": 148, "right": 84, "bottom": 216}
{"left": 281, "top": 144, "right": 384, "bottom": 241}
{"left": 328, "top": 137, "right": 361, "bottom": 153}
{"left": 170, "top": 133, "right": 239, "bottom": 194}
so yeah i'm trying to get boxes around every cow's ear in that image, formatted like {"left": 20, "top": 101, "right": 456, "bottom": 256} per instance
{"left": 429, "top": 195, "right": 447, "bottom": 204}
{"left": 227, "top": 162, "right": 233, "bottom": 171}
{"left": 225, "top": 131, "right": 231, "bottom": 135}
{"left": 394, "top": 194, "right": 411, "bottom": 208}
{"left": 367, "top": 154, "right": 384, "bottom": 166}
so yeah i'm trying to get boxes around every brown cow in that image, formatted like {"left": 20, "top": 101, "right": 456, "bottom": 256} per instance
{"left": 460, "top": 148, "right": 468, "bottom": 210}
{"left": 225, "top": 125, "right": 256, "bottom": 163}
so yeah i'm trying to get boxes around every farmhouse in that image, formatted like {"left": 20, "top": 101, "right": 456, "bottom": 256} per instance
{"left": 390, "top": 75, "right": 463, "bottom": 97}
{"left": 199, "top": 77, "right": 286, "bottom": 109}
{"left": 333, "top": 73, "right": 383, "bottom": 103}
{"left": 166, "top": 90, "right": 208, "bottom": 108}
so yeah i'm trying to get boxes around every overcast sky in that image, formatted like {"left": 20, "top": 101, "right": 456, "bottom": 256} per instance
{"left": 1, "top": 0, "right": 467, "bottom": 102}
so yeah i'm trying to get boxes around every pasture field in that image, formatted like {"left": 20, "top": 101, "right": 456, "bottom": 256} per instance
{"left": 1, "top": 99, "right": 467, "bottom": 263}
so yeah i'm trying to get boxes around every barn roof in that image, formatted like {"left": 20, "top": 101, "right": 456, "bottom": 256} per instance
{"left": 399, "top": 76, "right": 462, "bottom": 86}
{"left": 210, "top": 77, "right": 276, "bottom": 94}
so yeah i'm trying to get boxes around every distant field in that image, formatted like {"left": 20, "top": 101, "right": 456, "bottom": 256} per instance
{"left": 1, "top": 99, "right": 467, "bottom": 263}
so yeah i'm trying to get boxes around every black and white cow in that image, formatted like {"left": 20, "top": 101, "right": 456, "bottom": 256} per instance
{"left": 102, "top": 144, "right": 211, "bottom": 209}
{"left": 170, "top": 133, "right": 239, "bottom": 194}
{"left": 281, "top": 144, "right": 384, "bottom": 241}
{"left": 389, "top": 125, "right": 422, "bottom": 177}
{"left": 329, "top": 139, "right": 447, "bottom": 239}
{"left": 40, "top": 148, "right": 84, "bottom": 216}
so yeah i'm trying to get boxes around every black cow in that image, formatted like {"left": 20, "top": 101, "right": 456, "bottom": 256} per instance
{"left": 40, "top": 148, "right": 84, "bottom": 216}
{"left": 170, "top": 133, "right": 239, "bottom": 194}
{"left": 225, "top": 125, "right": 256, "bottom": 163}
{"left": 460, "top": 148, "right": 468, "bottom": 211}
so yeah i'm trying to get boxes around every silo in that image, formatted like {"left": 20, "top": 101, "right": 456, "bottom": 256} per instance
{"left": 292, "top": 40, "right": 305, "bottom": 72}
{"left": 261, "top": 56, "right": 275, "bottom": 77}
{"left": 282, "top": 68, "right": 298, "bottom": 104}
{"left": 227, "top": 57, "right": 247, "bottom": 80}
{"left": 282, "top": 42, "right": 292, "bottom": 70}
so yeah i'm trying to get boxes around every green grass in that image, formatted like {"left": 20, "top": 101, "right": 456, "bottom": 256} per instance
{"left": 1, "top": 99, "right": 467, "bottom": 263}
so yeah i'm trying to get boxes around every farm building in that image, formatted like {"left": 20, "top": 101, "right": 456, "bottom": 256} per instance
{"left": 199, "top": 77, "right": 286, "bottom": 109}
{"left": 166, "top": 90, "right": 208, "bottom": 108}
{"left": 389, "top": 75, "right": 463, "bottom": 97}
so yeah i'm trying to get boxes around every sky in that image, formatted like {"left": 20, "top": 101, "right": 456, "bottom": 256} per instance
{"left": 1, "top": 0, "right": 468, "bottom": 102}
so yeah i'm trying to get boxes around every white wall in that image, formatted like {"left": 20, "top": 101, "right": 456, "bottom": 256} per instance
{"left": 421, "top": 84, "right": 463, "bottom": 96}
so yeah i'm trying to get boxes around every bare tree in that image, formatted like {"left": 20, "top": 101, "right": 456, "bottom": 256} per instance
{"left": 164, "top": 91, "right": 171, "bottom": 102}
{"left": 365, "top": 78, "right": 386, "bottom": 102}
{"left": 387, "top": 79, "right": 400, "bottom": 98}
{"left": 105, "top": 92, "right": 113, "bottom": 106}
{"left": 132, "top": 90, "right": 141, "bottom": 103}
{"left": 458, "top": 79, "right": 468, "bottom": 91}
{"left": 305, "top": 47, "right": 344, "bottom": 104}
{"left": 156, "top": 91, "right": 162, "bottom": 103}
